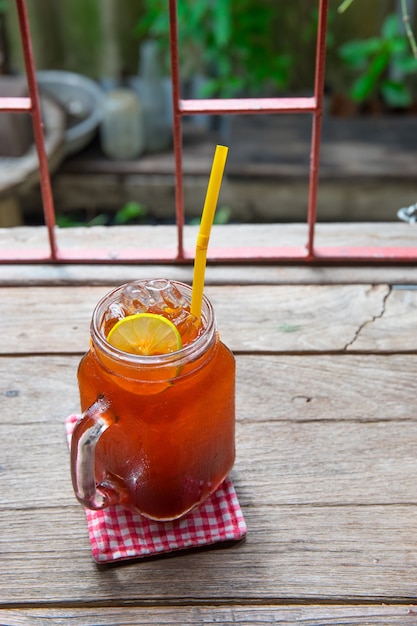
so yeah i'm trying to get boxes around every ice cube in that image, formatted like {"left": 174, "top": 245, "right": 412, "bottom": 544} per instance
{"left": 119, "top": 282, "right": 156, "bottom": 314}
{"left": 176, "top": 311, "right": 200, "bottom": 344}
{"left": 117, "top": 280, "right": 198, "bottom": 336}
{"left": 145, "top": 279, "right": 170, "bottom": 310}
{"left": 102, "top": 302, "right": 125, "bottom": 336}
{"left": 148, "top": 279, "right": 188, "bottom": 310}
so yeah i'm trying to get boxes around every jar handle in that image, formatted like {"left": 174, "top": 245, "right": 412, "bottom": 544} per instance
{"left": 70, "top": 396, "right": 118, "bottom": 510}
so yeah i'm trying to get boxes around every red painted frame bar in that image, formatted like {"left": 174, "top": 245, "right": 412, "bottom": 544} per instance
{"left": 2, "top": 0, "right": 57, "bottom": 259}
{"left": 1, "top": 0, "right": 416, "bottom": 264}
{"left": 168, "top": 0, "right": 326, "bottom": 263}
{"left": 166, "top": 0, "right": 417, "bottom": 265}
{"left": 179, "top": 97, "right": 317, "bottom": 115}
{"left": 0, "top": 97, "right": 32, "bottom": 111}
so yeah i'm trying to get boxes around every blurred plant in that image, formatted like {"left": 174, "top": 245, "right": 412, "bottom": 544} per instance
{"left": 136, "top": 0, "right": 292, "bottom": 97}
{"left": 56, "top": 213, "right": 108, "bottom": 228}
{"left": 57, "top": 201, "right": 148, "bottom": 228}
{"left": 338, "top": 13, "right": 417, "bottom": 108}
{"left": 189, "top": 205, "right": 231, "bottom": 226}
{"left": 338, "top": 0, "right": 417, "bottom": 59}
{"left": 113, "top": 201, "right": 147, "bottom": 225}
{"left": 301, "top": 4, "right": 337, "bottom": 52}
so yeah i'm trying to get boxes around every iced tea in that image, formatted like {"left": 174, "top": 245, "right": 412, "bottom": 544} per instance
{"left": 71, "top": 279, "right": 235, "bottom": 521}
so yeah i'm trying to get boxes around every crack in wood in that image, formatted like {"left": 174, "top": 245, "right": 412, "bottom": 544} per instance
{"left": 343, "top": 286, "right": 392, "bottom": 351}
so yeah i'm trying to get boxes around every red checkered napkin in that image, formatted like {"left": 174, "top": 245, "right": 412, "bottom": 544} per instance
{"left": 65, "top": 414, "right": 247, "bottom": 563}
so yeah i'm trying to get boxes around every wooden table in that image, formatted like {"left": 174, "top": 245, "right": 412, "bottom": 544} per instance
{"left": 2, "top": 224, "right": 417, "bottom": 624}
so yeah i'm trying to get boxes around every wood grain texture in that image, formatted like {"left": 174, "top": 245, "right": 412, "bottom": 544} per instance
{"left": 2, "top": 504, "right": 417, "bottom": 604}
{"left": 1, "top": 354, "right": 416, "bottom": 427}
{"left": 3, "top": 605, "right": 417, "bottom": 625}
{"left": 348, "top": 287, "right": 417, "bottom": 351}
{"left": 1, "top": 265, "right": 417, "bottom": 620}
{"left": 1, "top": 352, "right": 417, "bottom": 605}
{"left": 1, "top": 222, "right": 417, "bottom": 256}
{"left": 2, "top": 262, "right": 417, "bottom": 287}
{"left": 0, "top": 284, "right": 395, "bottom": 354}
{"left": 1, "top": 354, "right": 416, "bottom": 510}
{"left": 2, "top": 376, "right": 417, "bottom": 509}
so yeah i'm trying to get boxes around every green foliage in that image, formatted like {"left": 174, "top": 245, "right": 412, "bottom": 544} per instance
{"left": 213, "top": 206, "right": 232, "bottom": 225}
{"left": 301, "top": 3, "right": 338, "bottom": 51}
{"left": 136, "top": 0, "right": 292, "bottom": 97}
{"left": 56, "top": 202, "right": 148, "bottom": 228}
{"left": 113, "top": 201, "right": 147, "bottom": 225}
{"left": 56, "top": 213, "right": 108, "bottom": 228}
{"left": 338, "top": 13, "right": 417, "bottom": 108}
{"left": 189, "top": 206, "right": 231, "bottom": 226}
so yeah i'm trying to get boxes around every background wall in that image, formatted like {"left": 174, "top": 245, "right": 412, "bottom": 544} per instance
{"left": 4, "top": 0, "right": 143, "bottom": 82}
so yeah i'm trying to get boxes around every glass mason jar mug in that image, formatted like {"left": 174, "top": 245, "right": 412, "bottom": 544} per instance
{"left": 70, "top": 280, "right": 235, "bottom": 521}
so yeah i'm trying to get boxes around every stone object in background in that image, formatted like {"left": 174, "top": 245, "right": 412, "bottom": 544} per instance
{"left": 100, "top": 88, "right": 145, "bottom": 160}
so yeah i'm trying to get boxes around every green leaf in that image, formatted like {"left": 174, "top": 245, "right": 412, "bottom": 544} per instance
{"left": 394, "top": 54, "right": 417, "bottom": 74}
{"left": 368, "top": 48, "right": 391, "bottom": 77}
{"left": 350, "top": 74, "right": 377, "bottom": 102}
{"left": 338, "top": 38, "right": 382, "bottom": 66}
{"left": 213, "top": 206, "right": 231, "bottom": 225}
{"left": 350, "top": 48, "right": 390, "bottom": 102}
{"left": 381, "top": 13, "right": 402, "bottom": 40}
{"left": 212, "top": 1, "right": 232, "bottom": 47}
{"left": 183, "top": 0, "right": 206, "bottom": 31}
{"left": 56, "top": 215, "right": 84, "bottom": 228}
{"left": 190, "top": 206, "right": 231, "bottom": 227}
{"left": 87, "top": 214, "right": 109, "bottom": 227}
{"left": 389, "top": 37, "right": 408, "bottom": 55}
{"left": 114, "top": 202, "right": 147, "bottom": 225}
{"left": 381, "top": 80, "right": 412, "bottom": 107}
{"left": 198, "top": 77, "right": 219, "bottom": 97}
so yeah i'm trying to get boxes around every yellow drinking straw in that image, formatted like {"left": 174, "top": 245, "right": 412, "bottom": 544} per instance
{"left": 190, "top": 144, "right": 229, "bottom": 321}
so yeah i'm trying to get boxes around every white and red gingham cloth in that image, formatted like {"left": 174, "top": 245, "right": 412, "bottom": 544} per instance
{"left": 65, "top": 414, "right": 247, "bottom": 563}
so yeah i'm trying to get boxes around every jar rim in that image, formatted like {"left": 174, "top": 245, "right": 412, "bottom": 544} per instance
{"left": 91, "top": 279, "right": 217, "bottom": 367}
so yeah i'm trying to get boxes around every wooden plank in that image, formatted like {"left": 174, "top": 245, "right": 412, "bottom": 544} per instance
{"left": 2, "top": 390, "right": 417, "bottom": 509}
{"left": 1, "top": 222, "right": 417, "bottom": 249}
{"left": 0, "top": 284, "right": 395, "bottom": 354}
{"left": 347, "top": 286, "right": 417, "bottom": 352}
{"left": 1, "top": 352, "right": 417, "bottom": 607}
{"left": 3, "top": 262, "right": 417, "bottom": 287}
{"left": 2, "top": 353, "right": 417, "bottom": 603}
{"left": 2, "top": 504, "right": 417, "bottom": 604}
{"left": 2, "top": 605, "right": 417, "bottom": 625}
{"left": 1, "top": 265, "right": 416, "bottom": 612}
{"left": 1, "top": 224, "right": 417, "bottom": 267}
{"left": 1, "top": 354, "right": 415, "bottom": 427}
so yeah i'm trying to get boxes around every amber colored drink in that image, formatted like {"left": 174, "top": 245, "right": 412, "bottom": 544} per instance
{"left": 71, "top": 280, "right": 235, "bottom": 521}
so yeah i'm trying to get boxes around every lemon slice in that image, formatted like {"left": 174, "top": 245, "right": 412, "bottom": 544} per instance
{"left": 107, "top": 313, "right": 182, "bottom": 356}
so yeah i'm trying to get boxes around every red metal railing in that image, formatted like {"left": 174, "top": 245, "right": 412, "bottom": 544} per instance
{"left": 168, "top": 0, "right": 326, "bottom": 262}
{"left": 1, "top": 0, "right": 416, "bottom": 264}
{"left": 1, "top": 0, "right": 57, "bottom": 260}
